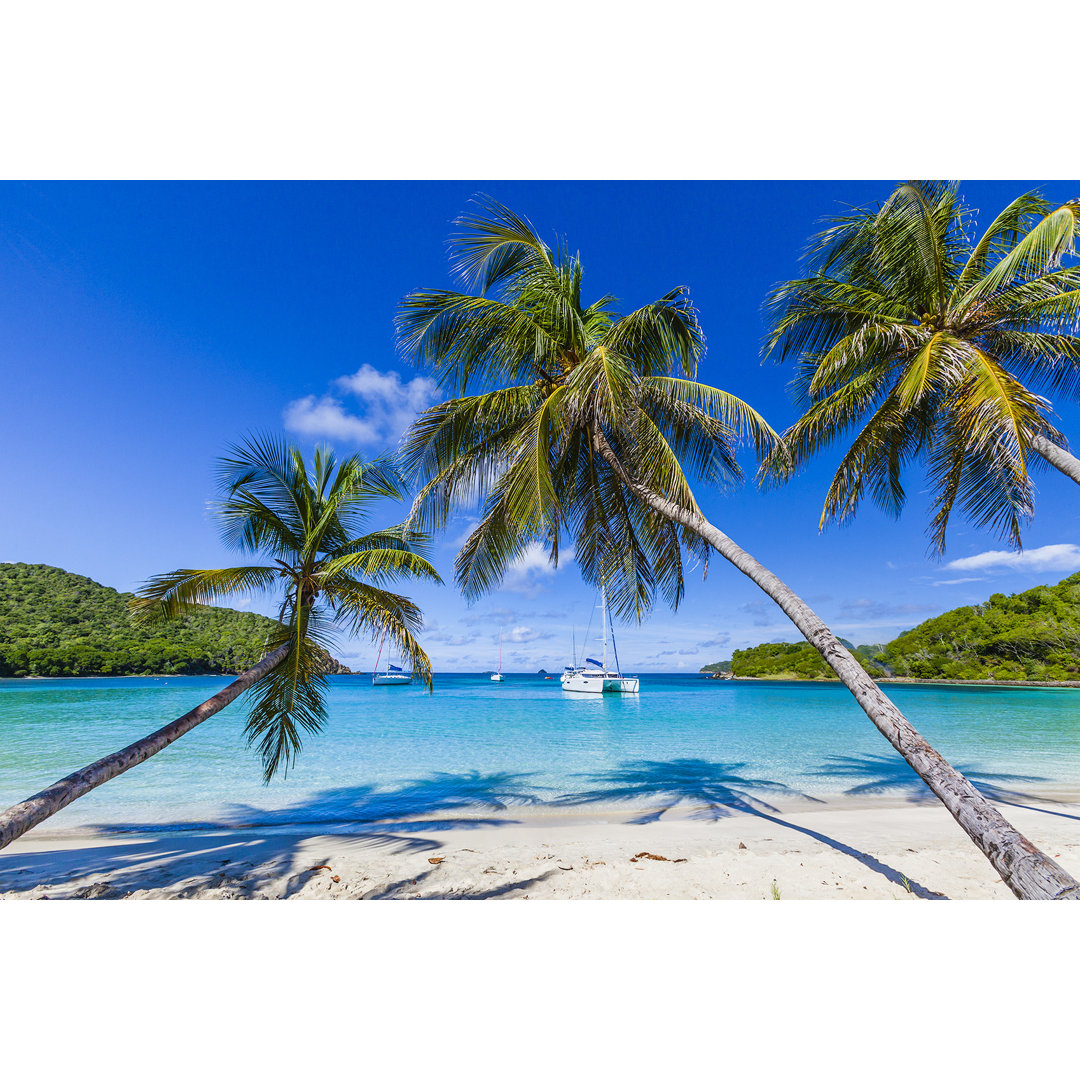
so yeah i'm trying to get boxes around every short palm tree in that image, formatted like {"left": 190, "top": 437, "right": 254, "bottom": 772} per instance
{"left": 396, "top": 196, "right": 1078, "bottom": 900}
{"left": 763, "top": 181, "right": 1080, "bottom": 551}
{"left": 0, "top": 435, "right": 439, "bottom": 850}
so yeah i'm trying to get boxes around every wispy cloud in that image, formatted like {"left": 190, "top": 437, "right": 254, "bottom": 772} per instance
{"left": 505, "top": 625, "right": 552, "bottom": 644}
{"left": 283, "top": 364, "right": 438, "bottom": 448}
{"left": 498, "top": 542, "right": 575, "bottom": 597}
{"left": 838, "top": 598, "right": 936, "bottom": 619}
{"left": 944, "top": 543, "right": 1080, "bottom": 575}
{"left": 698, "top": 635, "right": 730, "bottom": 649}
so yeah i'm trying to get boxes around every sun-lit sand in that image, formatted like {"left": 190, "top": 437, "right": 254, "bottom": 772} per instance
{"left": 2, "top": 793, "right": 1077, "bottom": 900}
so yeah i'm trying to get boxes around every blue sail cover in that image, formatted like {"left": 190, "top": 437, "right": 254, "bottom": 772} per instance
{"left": 585, "top": 657, "right": 604, "bottom": 667}
{"left": 389, "top": 664, "right": 403, "bottom": 672}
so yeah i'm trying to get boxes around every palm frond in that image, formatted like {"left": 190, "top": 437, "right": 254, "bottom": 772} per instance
{"left": 130, "top": 566, "right": 280, "bottom": 623}
{"left": 243, "top": 608, "right": 330, "bottom": 782}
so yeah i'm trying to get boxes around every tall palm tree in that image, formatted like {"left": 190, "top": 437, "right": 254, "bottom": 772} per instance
{"left": 0, "top": 435, "right": 439, "bottom": 850}
{"left": 763, "top": 181, "right": 1080, "bottom": 551}
{"left": 396, "top": 196, "right": 1078, "bottom": 900}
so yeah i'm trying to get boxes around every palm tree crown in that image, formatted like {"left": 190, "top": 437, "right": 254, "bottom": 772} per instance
{"left": 132, "top": 435, "right": 440, "bottom": 780}
{"left": 763, "top": 181, "right": 1080, "bottom": 551}
{"left": 397, "top": 196, "right": 776, "bottom": 621}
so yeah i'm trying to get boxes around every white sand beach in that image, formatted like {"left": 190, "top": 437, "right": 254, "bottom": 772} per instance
{"left": 3, "top": 793, "right": 1077, "bottom": 900}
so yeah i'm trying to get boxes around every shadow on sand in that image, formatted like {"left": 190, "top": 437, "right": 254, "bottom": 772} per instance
{"left": 557, "top": 757, "right": 947, "bottom": 899}
{"left": 820, "top": 754, "right": 1080, "bottom": 820}
{"left": 0, "top": 770, "right": 540, "bottom": 898}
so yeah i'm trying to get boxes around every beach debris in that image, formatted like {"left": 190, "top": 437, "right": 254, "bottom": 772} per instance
{"left": 629, "top": 851, "right": 686, "bottom": 863}
{"left": 311, "top": 865, "right": 332, "bottom": 872}
{"left": 332, "top": 875, "right": 340, "bottom": 883}
{"left": 558, "top": 865, "right": 573, "bottom": 871}
{"left": 428, "top": 857, "right": 445, "bottom": 864}
{"left": 738, "top": 842, "right": 747, "bottom": 850}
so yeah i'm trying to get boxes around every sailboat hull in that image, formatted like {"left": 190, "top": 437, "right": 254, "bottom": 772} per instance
{"left": 560, "top": 672, "right": 639, "bottom": 694}
{"left": 490, "top": 674, "right": 504, "bottom": 681}
{"left": 372, "top": 674, "right": 411, "bottom": 685}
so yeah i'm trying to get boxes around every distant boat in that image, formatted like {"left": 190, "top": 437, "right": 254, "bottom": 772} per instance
{"left": 491, "top": 630, "right": 504, "bottom": 681}
{"left": 372, "top": 630, "right": 411, "bottom": 686}
{"left": 561, "top": 585, "right": 639, "bottom": 694}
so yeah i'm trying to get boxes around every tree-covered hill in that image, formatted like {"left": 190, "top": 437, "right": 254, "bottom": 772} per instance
{"left": 718, "top": 638, "right": 884, "bottom": 680}
{"left": 881, "top": 574, "right": 1080, "bottom": 681}
{"left": 0, "top": 563, "right": 351, "bottom": 677}
{"left": 700, "top": 659, "right": 732, "bottom": 674}
{"left": 701, "top": 574, "right": 1080, "bottom": 682}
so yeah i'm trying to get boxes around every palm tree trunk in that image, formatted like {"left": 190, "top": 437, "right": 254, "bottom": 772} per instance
{"left": 0, "top": 643, "right": 290, "bottom": 851}
{"left": 593, "top": 433, "right": 1079, "bottom": 900}
{"left": 1031, "top": 434, "right": 1080, "bottom": 486}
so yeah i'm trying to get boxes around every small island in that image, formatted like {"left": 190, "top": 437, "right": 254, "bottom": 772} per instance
{"left": 0, "top": 563, "right": 351, "bottom": 678}
{"left": 701, "top": 574, "right": 1080, "bottom": 684}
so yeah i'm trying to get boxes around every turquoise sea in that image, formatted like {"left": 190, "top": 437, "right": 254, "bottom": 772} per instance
{"left": 1, "top": 674, "right": 1078, "bottom": 834}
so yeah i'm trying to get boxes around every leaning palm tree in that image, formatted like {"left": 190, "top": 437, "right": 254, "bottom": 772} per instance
{"left": 0, "top": 435, "right": 439, "bottom": 850}
{"left": 396, "top": 196, "right": 1078, "bottom": 899}
{"left": 763, "top": 181, "right": 1080, "bottom": 551}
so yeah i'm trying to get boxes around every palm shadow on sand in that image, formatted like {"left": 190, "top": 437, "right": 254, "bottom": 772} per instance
{"left": 819, "top": 754, "right": 1080, "bottom": 820}
{"left": 558, "top": 757, "right": 947, "bottom": 898}
{"left": 0, "top": 770, "right": 541, "bottom": 897}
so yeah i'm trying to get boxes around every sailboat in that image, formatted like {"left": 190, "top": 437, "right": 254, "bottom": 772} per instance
{"left": 372, "top": 629, "right": 411, "bottom": 686}
{"left": 560, "top": 585, "right": 639, "bottom": 694}
{"left": 491, "top": 630, "right": 505, "bottom": 681}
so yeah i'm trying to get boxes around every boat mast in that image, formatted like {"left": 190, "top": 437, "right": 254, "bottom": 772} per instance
{"left": 498, "top": 630, "right": 502, "bottom": 675}
{"left": 608, "top": 600, "right": 622, "bottom": 677}
{"left": 601, "top": 584, "right": 608, "bottom": 674}
{"left": 374, "top": 628, "right": 387, "bottom": 677}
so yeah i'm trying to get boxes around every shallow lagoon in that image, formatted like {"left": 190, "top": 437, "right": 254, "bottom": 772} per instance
{"left": 1, "top": 673, "right": 1077, "bottom": 833}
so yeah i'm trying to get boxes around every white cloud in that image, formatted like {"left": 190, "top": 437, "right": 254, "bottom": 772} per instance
{"left": 283, "top": 395, "right": 382, "bottom": 444}
{"left": 498, "top": 541, "right": 575, "bottom": 597}
{"left": 944, "top": 543, "right": 1080, "bottom": 575}
{"left": 335, "top": 364, "right": 438, "bottom": 414}
{"left": 283, "top": 364, "right": 438, "bottom": 448}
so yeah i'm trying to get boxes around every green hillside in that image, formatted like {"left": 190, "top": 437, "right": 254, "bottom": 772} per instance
{"left": 881, "top": 574, "right": 1080, "bottom": 681}
{"left": 720, "top": 638, "right": 884, "bottom": 680}
{"left": 0, "top": 563, "right": 350, "bottom": 677}
{"left": 701, "top": 574, "right": 1080, "bottom": 682}
{"left": 700, "top": 659, "right": 732, "bottom": 674}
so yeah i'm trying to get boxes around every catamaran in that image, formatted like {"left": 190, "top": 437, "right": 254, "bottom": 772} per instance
{"left": 491, "top": 630, "right": 505, "bottom": 681}
{"left": 372, "top": 629, "right": 411, "bottom": 686}
{"left": 561, "top": 585, "right": 639, "bottom": 694}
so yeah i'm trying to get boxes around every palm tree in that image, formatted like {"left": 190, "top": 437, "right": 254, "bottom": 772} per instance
{"left": 0, "top": 435, "right": 439, "bottom": 850}
{"left": 396, "top": 196, "right": 1078, "bottom": 900}
{"left": 763, "top": 181, "right": 1080, "bottom": 551}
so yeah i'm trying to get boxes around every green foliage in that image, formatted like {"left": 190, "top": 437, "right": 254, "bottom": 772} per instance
{"left": 700, "top": 659, "right": 732, "bottom": 673}
{"left": 882, "top": 573, "right": 1080, "bottom": 681}
{"left": 702, "top": 574, "right": 1080, "bottom": 682}
{"left": 0, "top": 562, "right": 298, "bottom": 678}
{"left": 132, "top": 435, "right": 441, "bottom": 780}
{"left": 730, "top": 642, "right": 846, "bottom": 679}
{"left": 398, "top": 196, "right": 779, "bottom": 624}
{"left": 764, "top": 182, "right": 1080, "bottom": 553}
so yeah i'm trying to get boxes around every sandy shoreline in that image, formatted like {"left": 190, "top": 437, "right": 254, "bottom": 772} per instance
{"left": 3, "top": 793, "right": 1077, "bottom": 900}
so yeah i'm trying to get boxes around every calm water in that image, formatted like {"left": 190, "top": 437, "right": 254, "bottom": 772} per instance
{"left": 1, "top": 674, "right": 1078, "bottom": 834}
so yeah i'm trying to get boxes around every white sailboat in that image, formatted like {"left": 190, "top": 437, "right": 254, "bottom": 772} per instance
{"left": 561, "top": 586, "right": 639, "bottom": 694}
{"left": 491, "top": 630, "right": 505, "bottom": 681}
{"left": 372, "top": 629, "right": 411, "bottom": 686}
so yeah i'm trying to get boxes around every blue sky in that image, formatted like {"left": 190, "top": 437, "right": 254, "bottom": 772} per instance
{"left": 3, "top": 180, "right": 1080, "bottom": 672}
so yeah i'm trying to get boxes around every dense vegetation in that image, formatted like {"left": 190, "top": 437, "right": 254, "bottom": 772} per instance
{"left": 703, "top": 575, "right": 1080, "bottom": 682}
{"left": 700, "top": 659, "right": 732, "bottom": 673}
{"left": 0, "top": 563, "right": 350, "bottom": 677}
